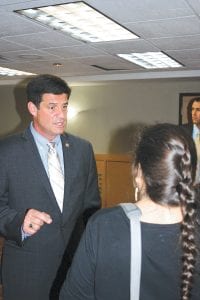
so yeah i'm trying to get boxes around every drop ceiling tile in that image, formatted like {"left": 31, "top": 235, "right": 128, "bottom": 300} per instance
{"left": 5, "top": 31, "right": 82, "bottom": 49}
{"left": 0, "top": 12, "right": 49, "bottom": 38}
{"left": 45, "top": 45, "right": 107, "bottom": 59}
{"left": 187, "top": 0, "right": 200, "bottom": 15}
{"left": 0, "top": 49, "right": 62, "bottom": 62}
{"left": 94, "top": 39, "right": 159, "bottom": 54}
{"left": 74, "top": 55, "right": 142, "bottom": 71}
{"left": 167, "top": 48, "right": 200, "bottom": 60}
{"left": 127, "top": 16, "right": 200, "bottom": 39}
{"left": 149, "top": 35, "right": 200, "bottom": 50}
{"left": 87, "top": 0, "right": 193, "bottom": 23}
{"left": 0, "top": 38, "right": 31, "bottom": 52}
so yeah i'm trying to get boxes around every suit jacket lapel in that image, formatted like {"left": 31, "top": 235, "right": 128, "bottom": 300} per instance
{"left": 22, "top": 128, "right": 61, "bottom": 212}
{"left": 61, "top": 134, "right": 77, "bottom": 220}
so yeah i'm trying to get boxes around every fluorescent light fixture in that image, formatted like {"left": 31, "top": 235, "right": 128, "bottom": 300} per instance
{"left": 118, "top": 52, "right": 183, "bottom": 69}
{"left": 0, "top": 66, "right": 35, "bottom": 76}
{"left": 15, "top": 1, "right": 139, "bottom": 42}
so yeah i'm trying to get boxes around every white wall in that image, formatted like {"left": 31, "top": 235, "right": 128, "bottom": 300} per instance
{"left": 0, "top": 78, "right": 200, "bottom": 153}
{"left": 67, "top": 78, "right": 200, "bottom": 153}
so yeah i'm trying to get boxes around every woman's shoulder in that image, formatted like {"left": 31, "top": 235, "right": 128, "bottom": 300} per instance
{"left": 88, "top": 205, "right": 129, "bottom": 226}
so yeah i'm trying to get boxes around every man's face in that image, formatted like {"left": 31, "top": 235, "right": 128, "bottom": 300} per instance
{"left": 28, "top": 93, "right": 69, "bottom": 141}
{"left": 192, "top": 101, "right": 200, "bottom": 127}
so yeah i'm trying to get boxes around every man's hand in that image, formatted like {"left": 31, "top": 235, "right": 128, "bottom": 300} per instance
{"left": 22, "top": 209, "right": 52, "bottom": 235}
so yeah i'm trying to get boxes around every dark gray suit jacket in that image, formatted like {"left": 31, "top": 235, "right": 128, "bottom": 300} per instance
{"left": 181, "top": 123, "right": 193, "bottom": 136}
{"left": 0, "top": 127, "right": 100, "bottom": 300}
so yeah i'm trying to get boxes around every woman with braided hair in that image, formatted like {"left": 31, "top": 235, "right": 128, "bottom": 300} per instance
{"left": 60, "top": 123, "right": 200, "bottom": 300}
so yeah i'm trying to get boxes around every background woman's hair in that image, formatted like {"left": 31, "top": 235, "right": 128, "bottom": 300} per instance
{"left": 134, "top": 123, "right": 198, "bottom": 300}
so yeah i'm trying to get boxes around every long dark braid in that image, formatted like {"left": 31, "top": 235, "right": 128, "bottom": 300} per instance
{"left": 176, "top": 145, "right": 197, "bottom": 300}
{"left": 135, "top": 123, "right": 198, "bottom": 300}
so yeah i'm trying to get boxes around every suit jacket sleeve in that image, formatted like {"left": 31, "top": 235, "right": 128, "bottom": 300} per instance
{"left": 0, "top": 146, "right": 25, "bottom": 246}
{"left": 82, "top": 142, "right": 101, "bottom": 224}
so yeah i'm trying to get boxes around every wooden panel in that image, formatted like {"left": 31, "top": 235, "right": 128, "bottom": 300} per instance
{"left": 95, "top": 154, "right": 134, "bottom": 208}
{"left": 106, "top": 160, "right": 133, "bottom": 207}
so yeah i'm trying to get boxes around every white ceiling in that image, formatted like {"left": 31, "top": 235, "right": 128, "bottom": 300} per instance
{"left": 1, "top": 0, "right": 200, "bottom": 84}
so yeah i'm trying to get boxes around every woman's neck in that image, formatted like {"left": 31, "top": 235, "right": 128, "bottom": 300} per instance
{"left": 136, "top": 197, "right": 183, "bottom": 224}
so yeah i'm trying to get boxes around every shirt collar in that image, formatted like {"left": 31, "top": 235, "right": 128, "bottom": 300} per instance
{"left": 30, "top": 122, "right": 61, "bottom": 148}
{"left": 193, "top": 124, "right": 200, "bottom": 137}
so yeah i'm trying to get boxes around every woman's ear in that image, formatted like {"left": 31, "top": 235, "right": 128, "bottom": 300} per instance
{"left": 133, "top": 164, "right": 146, "bottom": 201}
{"left": 133, "top": 164, "right": 142, "bottom": 185}
{"left": 137, "top": 164, "right": 143, "bottom": 184}
{"left": 133, "top": 163, "right": 146, "bottom": 191}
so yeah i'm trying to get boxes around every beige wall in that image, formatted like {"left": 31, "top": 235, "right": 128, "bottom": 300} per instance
{"left": 0, "top": 77, "right": 199, "bottom": 153}
{"left": 0, "top": 84, "right": 31, "bottom": 138}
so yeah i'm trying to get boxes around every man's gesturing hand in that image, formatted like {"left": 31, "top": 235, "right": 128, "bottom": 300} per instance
{"left": 22, "top": 209, "right": 52, "bottom": 235}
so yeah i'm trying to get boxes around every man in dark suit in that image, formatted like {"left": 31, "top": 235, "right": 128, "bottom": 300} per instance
{"left": 182, "top": 96, "right": 200, "bottom": 182}
{"left": 0, "top": 74, "right": 100, "bottom": 300}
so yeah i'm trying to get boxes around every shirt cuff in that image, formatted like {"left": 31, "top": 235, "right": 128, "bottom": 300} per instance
{"left": 21, "top": 227, "right": 31, "bottom": 241}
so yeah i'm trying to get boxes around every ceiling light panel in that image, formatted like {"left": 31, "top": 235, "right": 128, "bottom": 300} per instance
{"left": 118, "top": 52, "right": 183, "bottom": 69}
{"left": 0, "top": 67, "right": 35, "bottom": 77}
{"left": 15, "top": 1, "right": 139, "bottom": 43}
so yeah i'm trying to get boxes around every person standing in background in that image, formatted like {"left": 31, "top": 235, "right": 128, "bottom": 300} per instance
{"left": 182, "top": 96, "right": 200, "bottom": 183}
{"left": 0, "top": 74, "right": 100, "bottom": 300}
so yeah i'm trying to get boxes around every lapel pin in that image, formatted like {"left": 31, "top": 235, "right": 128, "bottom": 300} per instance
{"left": 65, "top": 143, "right": 69, "bottom": 148}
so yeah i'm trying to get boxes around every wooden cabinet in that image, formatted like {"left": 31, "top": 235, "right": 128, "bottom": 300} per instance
{"left": 95, "top": 154, "right": 134, "bottom": 208}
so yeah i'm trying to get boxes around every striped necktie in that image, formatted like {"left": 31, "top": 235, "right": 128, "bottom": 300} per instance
{"left": 47, "top": 142, "right": 64, "bottom": 211}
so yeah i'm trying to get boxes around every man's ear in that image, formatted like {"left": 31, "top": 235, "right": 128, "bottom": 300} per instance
{"left": 27, "top": 101, "right": 37, "bottom": 117}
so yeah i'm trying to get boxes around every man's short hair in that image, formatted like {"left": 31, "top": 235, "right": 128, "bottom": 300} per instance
{"left": 26, "top": 74, "right": 71, "bottom": 107}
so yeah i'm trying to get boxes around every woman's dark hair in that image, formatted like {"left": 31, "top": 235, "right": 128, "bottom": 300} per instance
{"left": 134, "top": 123, "right": 198, "bottom": 300}
{"left": 26, "top": 74, "right": 71, "bottom": 107}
